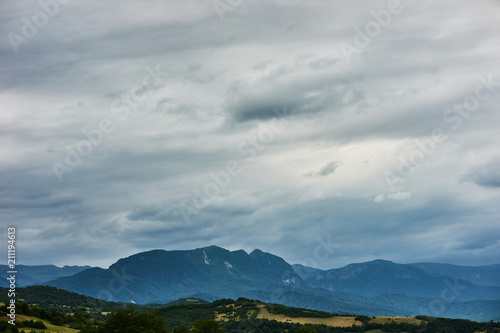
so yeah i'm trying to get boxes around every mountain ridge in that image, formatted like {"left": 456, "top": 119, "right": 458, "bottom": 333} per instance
{"left": 23, "top": 245, "right": 500, "bottom": 321}
{"left": 0, "top": 264, "right": 93, "bottom": 288}
{"left": 293, "top": 259, "right": 500, "bottom": 301}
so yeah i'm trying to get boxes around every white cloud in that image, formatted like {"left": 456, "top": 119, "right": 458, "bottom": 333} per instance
{"left": 374, "top": 192, "right": 412, "bottom": 203}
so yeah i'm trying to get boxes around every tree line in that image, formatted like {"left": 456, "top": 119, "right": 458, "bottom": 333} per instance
{"left": 1, "top": 296, "right": 499, "bottom": 333}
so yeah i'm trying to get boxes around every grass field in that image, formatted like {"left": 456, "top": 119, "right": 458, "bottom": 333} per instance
{"left": 369, "top": 316, "right": 422, "bottom": 325}
{"left": 214, "top": 303, "right": 429, "bottom": 329}
{"left": 256, "top": 305, "right": 363, "bottom": 328}
{"left": 0, "top": 314, "right": 80, "bottom": 333}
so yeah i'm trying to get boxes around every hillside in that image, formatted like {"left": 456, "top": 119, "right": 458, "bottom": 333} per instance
{"left": 0, "top": 265, "right": 92, "bottom": 288}
{"left": 39, "top": 246, "right": 500, "bottom": 321}
{"left": 46, "top": 246, "right": 304, "bottom": 304}
{"left": 0, "top": 312, "right": 80, "bottom": 333}
{"left": 2, "top": 288, "right": 499, "bottom": 333}
{"left": 0, "top": 302, "right": 81, "bottom": 333}
{"left": 0, "top": 285, "right": 128, "bottom": 320}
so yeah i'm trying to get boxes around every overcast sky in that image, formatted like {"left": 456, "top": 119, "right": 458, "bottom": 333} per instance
{"left": 1, "top": 0, "right": 499, "bottom": 270}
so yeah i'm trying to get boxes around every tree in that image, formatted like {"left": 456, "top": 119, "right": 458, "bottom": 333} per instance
{"left": 294, "top": 326, "right": 317, "bottom": 333}
{"left": 104, "top": 308, "right": 169, "bottom": 333}
{"left": 191, "top": 319, "right": 225, "bottom": 333}
{"left": 173, "top": 325, "right": 189, "bottom": 333}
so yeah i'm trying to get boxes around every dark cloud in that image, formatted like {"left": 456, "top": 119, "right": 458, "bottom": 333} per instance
{"left": 317, "top": 162, "right": 341, "bottom": 176}
{"left": 0, "top": 0, "right": 499, "bottom": 269}
{"left": 225, "top": 71, "right": 365, "bottom": 123}
{"left": 465, "top": 166, "right": 500, "bottom": 189}
{"left": 305, "top": 161, "right": 342, "bottom": 177}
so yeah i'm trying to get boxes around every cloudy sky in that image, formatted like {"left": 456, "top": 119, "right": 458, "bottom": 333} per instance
{"left": 1, "top": 0, "right": 499, "bottom": 270}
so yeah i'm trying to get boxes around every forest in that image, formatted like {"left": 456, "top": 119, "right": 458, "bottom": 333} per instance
{"left": 1, "top": 287, "right": 499, "bottom": 333}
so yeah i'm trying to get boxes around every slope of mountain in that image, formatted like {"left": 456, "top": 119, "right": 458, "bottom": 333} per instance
{"left": 3, "top": 285, "right": 499, "bottom": 326}
{"left": 0, "top": 285, "right": 125, "bottom": 313}
{"left": 0, "top": 264, "right": 93, "bottom": 287}
{"left": 409, "top": 262, "right": 500, "bottom": 287}
{"left": 295, "top": 259, "right": 500, "bottom": 301}
{"left": 292, "top": 263, "right": 324, "bottom": 280}
{"left": 46, "top": 246, "right": 305, "bottom": 304}
{"left": 41, "top": 247, "right": 500, "bottom": 321}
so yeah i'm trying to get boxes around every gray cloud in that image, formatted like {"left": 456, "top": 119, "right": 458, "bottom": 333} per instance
{"left": 0, "top": 0, "right": 499, "bottom": 270}
{"left": 224, "top": 64, "right": 366, "bottom": 123}
{"left": 305, "top": 161, "right": 342, "bottom": 177}
{"left": 465, "top": 164, "right": 500, "bottom": 189}
{"left": 317, "top": 162, "right": 341, "bottom": 176}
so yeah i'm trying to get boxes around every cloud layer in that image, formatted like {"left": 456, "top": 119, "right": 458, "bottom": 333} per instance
{"left": 1, "top": 0, "right": 499, "bottom": 269}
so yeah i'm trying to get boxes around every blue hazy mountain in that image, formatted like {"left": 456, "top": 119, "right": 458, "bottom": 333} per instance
{"left": 409, "top": 262, "right": 500, "bottom": 287}
{"left": 0, "top": 264, "right": 93, "bottom": 287}
{"left": 46, "top": 246, "right": 305, "bottom": 304}
{"left": 40, "top": 246, "right": 500, "bottom": 321}
{"left": 293, "top": 260, "right": 500, "bottom": 301}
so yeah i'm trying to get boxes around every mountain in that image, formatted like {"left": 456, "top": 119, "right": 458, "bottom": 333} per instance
{"left": 46, "top": 246, "right": 305, "bottom": 304}
{"left": 0, "top": 264, "right": 93, "bottom": 287}
{"left": 409, "top": 262, "right": 500, "bottom": 287}
{"left": 292, "top": 263, "right": 324, "bottom": 280}
{"left": 44, "top": 246, "right": 401, "bottom": 315}
{"left": 294, "top": 259, "right": 500, "bottom": 301}
{"left": 42, "top": 246, "right": 500, "bottom": 321}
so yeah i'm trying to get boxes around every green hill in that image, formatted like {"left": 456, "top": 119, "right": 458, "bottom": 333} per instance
{"left": 1, "top": 287, "right": 499, "bottom": 333}
{"left": 0, "top": 285, "right": 129, "bottom": 320}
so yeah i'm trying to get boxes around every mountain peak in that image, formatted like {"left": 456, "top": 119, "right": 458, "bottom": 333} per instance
{"left": 199, "top": 245, "right": 225, "bottom": 251}
{"left": 46, "top": 245, "right": 303, "bottom": 304}
{"left": 364, "top": 259, "right": 396, "bottom": 265}
{"left": 231, "top": 249, "right": 248, "bottom": 255}
{"left": 250, "top": 249, "right": 264, "bottom": 255}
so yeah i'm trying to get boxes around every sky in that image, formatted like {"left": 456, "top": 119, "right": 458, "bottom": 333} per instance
{"left": 1, "top": 0, "right": 499, "bottom": 270}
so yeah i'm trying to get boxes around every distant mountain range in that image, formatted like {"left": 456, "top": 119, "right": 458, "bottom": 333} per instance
{"left": 409, "top": 262, "right": 500, "bottom": 287}
{"left": 11, "top": 246, "right": 500, "bottom": 321}
{"left": 45, "top": 246, "right": 306, "bottom": 304}
{"left": 292, "top": 260, "right": 500, "bottom": 301}
{"left": 0, "top": 264, "right": 92, "bottom": 287}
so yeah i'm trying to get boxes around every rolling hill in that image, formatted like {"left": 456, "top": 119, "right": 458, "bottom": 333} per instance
{"left": 2, "top": 288, "right": 499, "bottom": 333}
